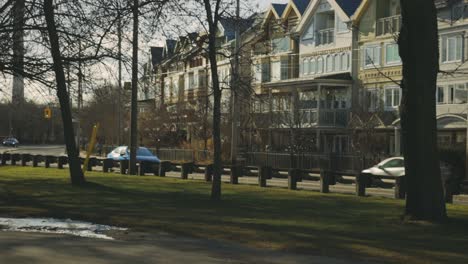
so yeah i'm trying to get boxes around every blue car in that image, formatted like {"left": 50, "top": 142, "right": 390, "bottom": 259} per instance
{"left": 107, "top": 146, "right": 161, "bottom": 163}
{"left": 2, "top": 137, "right": 19, "bottom": 147}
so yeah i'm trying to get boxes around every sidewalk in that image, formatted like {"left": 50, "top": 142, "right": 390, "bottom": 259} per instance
{"left": 0, "top": 231, "right": 370, "bottom": 264}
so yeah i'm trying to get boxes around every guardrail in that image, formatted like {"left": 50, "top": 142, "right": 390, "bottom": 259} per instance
{"left": 0, "top": 152, "right": 459, "bottom": 203}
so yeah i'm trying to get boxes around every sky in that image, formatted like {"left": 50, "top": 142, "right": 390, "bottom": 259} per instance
{"left": 259, "top": 0, "right": 288, "bottom": 10}
{"left": 0, "top": 0, "right": 290, "bottom": 104}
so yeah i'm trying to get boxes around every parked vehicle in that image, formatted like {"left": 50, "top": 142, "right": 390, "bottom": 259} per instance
{"left": 2, "top": 137, "right": 19, "bottom": 147}
{"left": 107, "top": 146, "right": 161, "bottom": 163}
{"left": 362, "top": 156, "right": 452, "bottom": 186}
{"left": 107, "top": 146, "right": 160, "bottom": 173}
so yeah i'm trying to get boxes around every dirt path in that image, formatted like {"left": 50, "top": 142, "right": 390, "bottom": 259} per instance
{"left": 0, "top": 231, "right": 369, "bottom": 264}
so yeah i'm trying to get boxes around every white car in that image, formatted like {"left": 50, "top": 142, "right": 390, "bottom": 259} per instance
{"left": 362, "top": 157, "right": 405, "bottom": 178}
{"left": 362, "top": 156, "right": 451, "bottom": 181}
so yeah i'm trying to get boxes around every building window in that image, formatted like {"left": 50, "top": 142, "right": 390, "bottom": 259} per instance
{"left": 303, "top": 58, "right": 310, "bottom": 75}
{"left": 341, "top": 53, "right": 349, "bottom": 70}
{"left": 272, "top": 37, "right": 291, "bottom": 54}
{"left": 303, "top": 17, "right": 315, "bottom": 40}
{"left": 437, "top": 86, "right": 445, "bottom": 104}
{"left": 317, "top": 57, "right": 323, "bottom": 73}
{"left": 385, "top": 43, "right": 401, "bottom": 65}
{"left": 384, "top": 87, "right": 401, "bottom": 110}
{"left": 310, "top": 58, "right": 316, "bottom": 74}
{"left": 363, "top": 46, "right": 381, "bottom": 68}
{"left": 366, "top": 89, "right": 380, "bottom": 112}
{"left": 334, "top": 54, "right": 340, "bottom": 72}
{"left": 281, "top": 58, "right": 289, "bottom": 80}
{"left": 441, "top": 35, "right": 463, "bottom": 63}
{"left": 262, "top": 63, "right": 270, "bottom": 82}
{"left": 326, "top": 55, "right": 333, "bottom": 72}
{"left": 188, "top": 72, "right": 195, "bottom": 89}
{"left": 437, "top": 83, "right": 468, "bottom": 104}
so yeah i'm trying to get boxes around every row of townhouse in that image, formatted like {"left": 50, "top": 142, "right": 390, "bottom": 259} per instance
{"left": 139, "top": 17, "right": 257, "bottom": 148}
{"left": 141, "top": 0, "right": 468, "bottom": 158}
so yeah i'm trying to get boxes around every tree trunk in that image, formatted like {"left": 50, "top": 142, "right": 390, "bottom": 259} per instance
{"left": 129, "top": 0, "right": 139, "bottom": 175}
{"left": 203, "top": 0, "right": 222, "bottom": 200}
{"left": 398, "top": 0, "right": 446, "bottom": 221}
{"left": 43, "top": 0, "right": 85, "bottom": 185}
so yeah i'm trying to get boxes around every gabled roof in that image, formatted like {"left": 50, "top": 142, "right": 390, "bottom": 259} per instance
{"left": 219, "top": 16, "right": 256, "bottom": 41}
{"left": 352, "top": 0, "right": 452, "bottom": 25}
{"left": 296, "top": 0, "right": 362, "bottom": 34}
{"left": 272, "top": 3, "right": 287, "bottom": 17}
{"left": 335, "top": 0, "right": 362, "bottom": 17}
{"left": 282, "top": 0, "right": 312, "bottom": 20}
{"left": 150, "top": 47, "right": 163, "bottom": 66}
{"left": 261, "top": 3, "right": 287, "bottom": 28}
{"left": 293, "top": 0, "right": 312, "bottom": 15}
{"left": 163, "top": 39, "right": 176, "bottom": 58}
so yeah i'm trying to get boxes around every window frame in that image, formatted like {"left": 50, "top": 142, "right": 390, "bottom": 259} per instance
{"left": 363, "top": 45, "right": 381, "bottom": 68}
{"left": 384, "top": 86, "right": 401, "bottom": 110}
{"left": 385, "top": 42, "right": 401, "bottom": 65}
{"left": 441, "top": 34, "right": 463, "bottom": 63}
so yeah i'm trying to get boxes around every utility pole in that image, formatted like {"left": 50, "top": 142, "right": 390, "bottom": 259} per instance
{"left": 129, "top": 0, "right": 139, "bottom": 175}
{"left": 230, "top": 0, "right": 240, "bottom": 165}
{"left": 117, "top": 4, "right": 123, "bottom": 146}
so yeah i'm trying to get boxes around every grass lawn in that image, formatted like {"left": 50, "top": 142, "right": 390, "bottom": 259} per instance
{"left": 1, "top": 166, "right": 468, "bottom": 263}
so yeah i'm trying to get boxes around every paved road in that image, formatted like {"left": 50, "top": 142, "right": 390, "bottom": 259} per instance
{"left": 0, "top": 145, "right": 65, "bottom": 156}
{"left": 0, "top": 231, "right": 364, "bottom": 264}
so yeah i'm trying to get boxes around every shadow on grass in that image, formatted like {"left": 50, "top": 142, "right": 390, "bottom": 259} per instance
{"left": 1, "top": 168, "right": 468, "bottom": 263}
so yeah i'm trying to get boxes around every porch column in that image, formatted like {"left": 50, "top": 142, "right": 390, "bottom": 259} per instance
{"left": 394, "top": 126, "right": 401, "bottom": 155}
{"left": 316, "top": 129, "right": 321, "bottom": 152}
{"left": 317, "top": 84, "right": 321, "bottom": 126}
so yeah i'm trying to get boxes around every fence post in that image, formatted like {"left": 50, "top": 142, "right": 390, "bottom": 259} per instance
{"left": 288, "top": 169, "right": 302, "bottom": 190}
{"left": 45, "top": 156, "right": 53, "bottom": 168}
{"left": 138, "top": 162, "right": 145, "bottom": 176}
{"left": 320, "top": 169, "right": 330, "bottom": 193}
{"left": 230, "top": 165, "right": 240, "bottom": 184}
{"left": 204, "top": 164, "right": 213, "bottom": 181}
{"left": 32, "top": 155, "right": 39, "bottom": 167}
{"left": 120, "top": 160, "right": 128, "bottom": 174}
{"left": 258, "top": 166, "right": 271, "bottom": 187}
{"left": 356, "top": 173, "right": 369, "bottom": 197}
{"left": 395, "top": 176, "right": 407, "bottom": 199}
{"left": 181, "top": 162, "right": 193, "bottom": 179}
{"left": 159, "top": 161, "right": 171, "bottom": 177}
{"left": 21, "top": 154, "right": 30, "bottom": 166}
{"left": 1, "top": 153, "right": 8, "bottom": 165}
{"left": 57, "top": 156, "right": 65, "bottom": 169}
{"left": 87, "top": 157, "right": 96, "bottom": 172}
{"left": 11, "top": 154, "right": 19, "bottom": 166}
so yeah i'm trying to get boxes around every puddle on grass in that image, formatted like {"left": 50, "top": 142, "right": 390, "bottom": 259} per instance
{"left": 0, "top": 217, "right": 127, "bottom": 240}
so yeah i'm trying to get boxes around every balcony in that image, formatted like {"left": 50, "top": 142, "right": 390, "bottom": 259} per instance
{"left": 252, "top": 109, "right": 348, "bottom": 129}
{"left": 300, "top": 109, "right": 348, "bottom": 127}
{"left": 319, "top": 109, "right": 348, "bottom": 127}
{"left": 315, "top": 28, "right": 334, "bottom": 46}
{"left": 376, "top": 15, "right": 401, "bottom": 36}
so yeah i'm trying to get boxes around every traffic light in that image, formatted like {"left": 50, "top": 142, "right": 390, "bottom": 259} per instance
{"left": 44, "top": 107, "right": 52, "bottom": 119}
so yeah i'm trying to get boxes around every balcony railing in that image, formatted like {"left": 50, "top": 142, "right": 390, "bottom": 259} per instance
{"left": 300, "top": 109, "right": 348, "bottom": 127}
{"left": 315, "top": 28, "right": 335, "bottom": 46}
{"left": 252, "top": 109, "right": 348, "bottom": 128}
{"left": 376, "top": 15, "right": 402, "bottom": 36}
{"left": 319, "top": 109, "right": 348, "bottom": 127}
